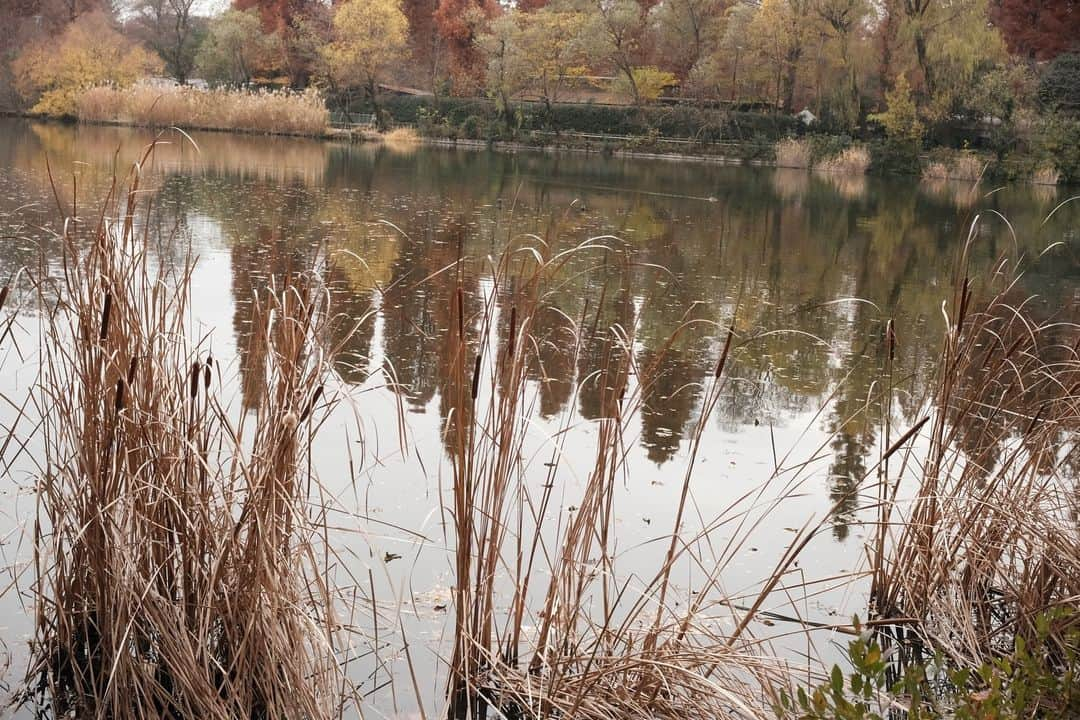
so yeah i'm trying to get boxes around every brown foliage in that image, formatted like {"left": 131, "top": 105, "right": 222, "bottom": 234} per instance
{"left": 991, "top": 0, "right": 1080, "bottom": 61}
{"left": 434, "top": 0, "right": 500, "bottom": 93}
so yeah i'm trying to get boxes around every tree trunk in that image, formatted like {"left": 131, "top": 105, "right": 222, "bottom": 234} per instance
{"left": 914, "top": 32, "right": 934, "bottom": 95}
{"left": 368, "top": 79, "right": 383, "bottom": 130}
{"left": 782, "top": 49, "right": 800, "bottom": 114}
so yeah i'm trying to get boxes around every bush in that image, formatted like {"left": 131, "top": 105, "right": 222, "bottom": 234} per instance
{"left": 460, "top": 114, "right": 483, "bottom": 139}
{"left": 868, "top": 138, "right": 921, "bottom": 176}
{"left": 1030, "top": 113, "right": 1080, "bottom": 184}
{"left": 807, "top": 134, "right": 852, "bottom": 165}
{"left": 1039, "top": 53, "right": 1080, "bottom": 113}
{"left": 612, "top": 67, "right": 677, "bottom": 104}
{"left": 777, "top": 612, "right": 1080, "bottom": 720}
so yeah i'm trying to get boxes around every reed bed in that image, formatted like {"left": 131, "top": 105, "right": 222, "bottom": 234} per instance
{"left": 870, "top": 226, "right": 1080, "bottom": 673}
{"left": 1031, "top": 164, "right": 1061, "bottom": 186}
{"left": 429, "top": 238, "right": 880, "bottom": 720}
{"left": 814, "top": 145, "right": 870, "bottom": 176}
{"left": 774, "top": 138, "right": 811, "bottom": 169}
{"left": 922, "top": 154, "right": 987, "bottom": 183}
{"left": 23, "top": 147, "right": 355, "bottom": 718}
{"left": 76, "top": 84, "right": 329, "bottom": 136}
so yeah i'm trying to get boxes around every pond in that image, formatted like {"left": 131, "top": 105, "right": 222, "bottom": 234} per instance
{"left": 0, "top": 118, "right": 1077, "bottom": 715}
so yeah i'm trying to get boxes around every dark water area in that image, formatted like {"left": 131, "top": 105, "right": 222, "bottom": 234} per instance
{"left": 0, "top": 117, "right": 1076, "bottom": 713}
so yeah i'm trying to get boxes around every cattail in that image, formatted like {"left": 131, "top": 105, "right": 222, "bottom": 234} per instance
{"left": 99, "top": 291, "right": 112, "bottom": 342}
{"left": 506, "top": 306, "right": 517, "bottom": 358}
{"left": 114, "top": 378, "right": 125, "bottom": 413}
{"left": 299, "top": 384, "right": 323, "bottom": 424}
{"left": 714, "top": 326, "right": 734, "bottom": 378}
{"left": 471, "top": 354, "right": 482, "bottom": 400}
{"left": 0, "top": 283, "right": 9, "bottom": 311}
{"left": 189, "top": 361, "right": 200, "bottom": 400}
{"left": 457, "top": 288, "right": 465, "bottom": 339}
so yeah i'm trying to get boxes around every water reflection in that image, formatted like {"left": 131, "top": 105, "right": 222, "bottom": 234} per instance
{"left": 1, "top": 118, "right": 1077, "bottom": 538}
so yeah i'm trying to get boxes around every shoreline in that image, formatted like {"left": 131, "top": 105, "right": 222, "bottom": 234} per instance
{"left": 2, "top": 112, "right": 1068, "bottom": 185}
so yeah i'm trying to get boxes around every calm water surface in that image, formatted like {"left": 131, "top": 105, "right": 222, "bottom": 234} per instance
{"left": 0, "top": 118, "right": 1077, "bottom": 713}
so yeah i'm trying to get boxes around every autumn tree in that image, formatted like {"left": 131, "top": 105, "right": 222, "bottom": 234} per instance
{"left": 814, "top": 0, "right": 866, "bottom": 125}
{"left": 233, "top": 0, "right": 306, "bottom": 34}
{"left": 871, "top": 72, "right": 923, "bottom": 153}
{"left": 401, "top": 0, "right": 446, "bottom": 93}
{"left": 231, "top": 0, "right": 327, "bottom": 84}
{"left": 478, "top": 14, "right": 529, "bottom": 117}
{"left": 747, "top": 0, "right": 814, "bottom": 112}
{"left": 126, "top": 0, "right": 204, "bottom": 83}
{"left": 434, "top": 0, "right": 499, "bottom": 93}
{"left": 712, "top": 2, "right": 758, "bottom": 102}
{"left": 579, "top": 0, "right": 650, "bottom": 104}
{"left": 518, "top": 1, "right": 589, "bottom": 107}
{"left": 991, "top": 0, "right": 1080, "bottom": 61}
{"left": 650, "top": 0, "right": 726, "bottom": 81}
{"left": 321, "top": 0, "right": 409, "bottom": 126}
{"left": 197, "top": 8, "right": 278, "bottom": 84}
{"left": 11, "top": 11, "right": 161, "bottom": 116}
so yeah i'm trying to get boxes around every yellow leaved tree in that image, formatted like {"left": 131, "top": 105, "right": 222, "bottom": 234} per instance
{"left": 320, "top": 0, "right": 409, "bottom": 129}
{"left": 12, "top": 12, "right": 162, "bottom": 118}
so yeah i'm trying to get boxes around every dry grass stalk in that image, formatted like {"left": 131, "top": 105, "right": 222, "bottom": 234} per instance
{"left": 24, "top": 146, "right": 355, "bottom": 718}
{"left": 775, "top": 138, "right": 811, "bottom": 170}
{"left": 76, "top": 84, "right": 329, "bottom": 136}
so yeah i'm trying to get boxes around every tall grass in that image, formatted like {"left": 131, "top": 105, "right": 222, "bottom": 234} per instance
{"left": 25, "top": 146, "right": 355, "bottom": 717}
{"left": 76, "top": 84, "right": 329, "bottom": 136}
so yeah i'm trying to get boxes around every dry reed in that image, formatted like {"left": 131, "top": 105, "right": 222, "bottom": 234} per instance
{"left": 381, "top": 126, "right": 420, "bottom": 148}
{"left": 431, "top": 239, "right": 847, "bottom": 720}
{"left": 23, "top": 145, "right": 356, "bottom": 718}
{"left": 814, "top": 145, "right": 870, "bottom": 175}
{"left": 12, "top": 140, "right": 1080, "bottom": 720}
{"left": 774, "top": 138, "right": 811, "bottom": 169}
{"left": 76, "top": 84, "right": 329, "bottom": 136}
{"left": 922, "top": 154, "right": 987, "bottom": 183}
{"left": 1031, "top": 164, "right": 1061, "bottom": 186}
{"left": 870, "top": 220, "right": 1080, "bottom": 671}
{"left": 921, "top": 161, "right": 949, "bottom": 181}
